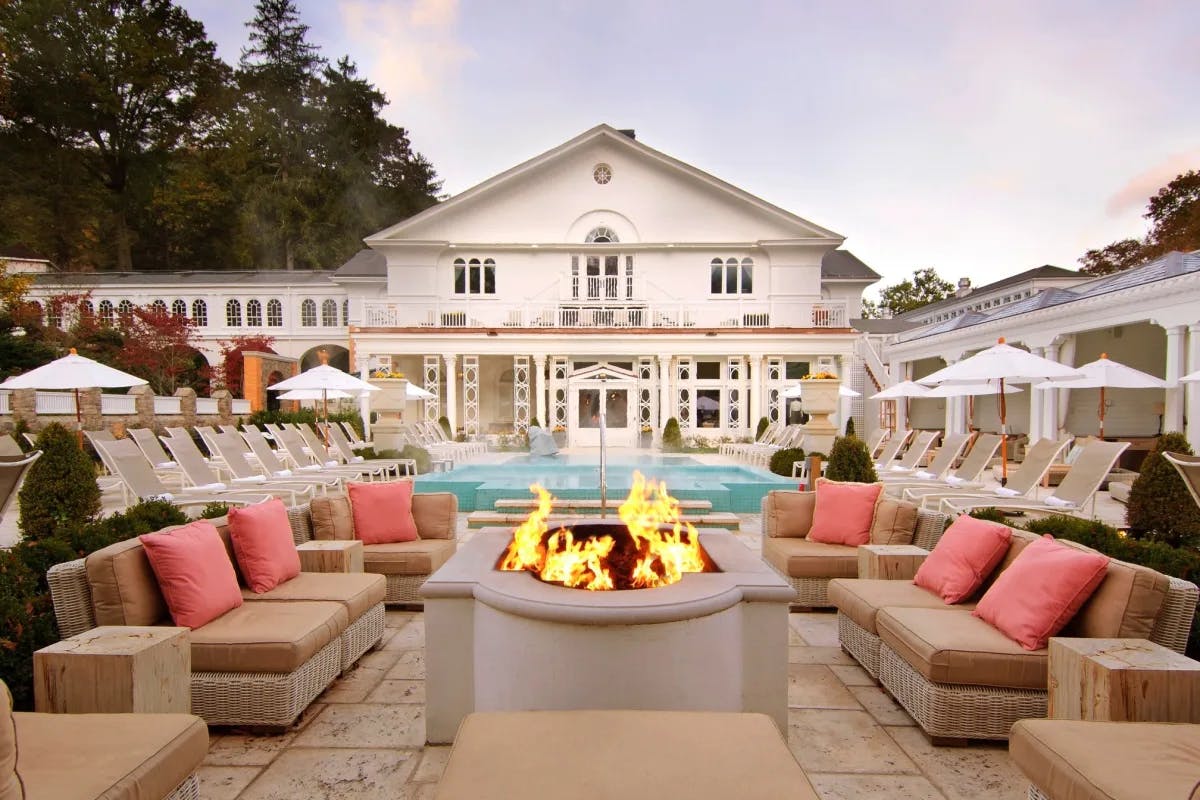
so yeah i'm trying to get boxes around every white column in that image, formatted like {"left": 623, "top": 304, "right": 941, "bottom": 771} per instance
{"left": 1165, "top": 325, "right": 1186, "bottom": 434}
{"left": 442, "top": 353, "right": 457, "bottom": 434}
{"left": 1043, "top": 341, "right": 1060, "bottom": 441}
{"left": 1188, "top": 325, "right": 1200, "bottom": 453}
{"left": 942, "top": 357, "right": 957, "bottom": 434}
{"left": 657, "top": 354, "right": 672, "bottom": 427}
{"left": 748, "top": 354, "right": 764, "bottom": 427}
{"left": 1027, "top": 347, "right": 1044, "bottom": 442}
{"left": 533, "top": 355, "right": 548, "bottom": 429}
{"left": 357, "top": 355, "right": 372, "bottom": 440}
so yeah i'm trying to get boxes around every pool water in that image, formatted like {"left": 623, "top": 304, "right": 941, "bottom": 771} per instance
{"left": 413, "top": 454, "right": 794, "bottom": 512}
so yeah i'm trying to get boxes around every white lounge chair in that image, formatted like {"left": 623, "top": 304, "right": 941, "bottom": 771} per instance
{"left": 905, "top": 436, "right": 1073, "bottom": 509}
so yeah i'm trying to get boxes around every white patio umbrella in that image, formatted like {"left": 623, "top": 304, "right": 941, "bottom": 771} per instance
{"left": 917, "top": 338, "right": 1083, "bottom": 484}
{"left": 869, "top": 381, "right": 930, "bottom": 431}
{"left": 269, "top": 362, "right": 380, "bottom": 436}
{"left": 406, "top": 383, "right": 436, "bottom": 400}
{"left": 277, "top": 388, "right": 354, "bottom": 401}
{"left": 1034, "top": 353, "right": 1166, "bottom": 438}
{"left": 925, "top": 381, "right": 1023, "bottom": 432}
{"left": 0, "top": 348, "right": 147, "bottom": 445}
{"left": 1182, "top": 370, "right": 1200, "bottom": 383}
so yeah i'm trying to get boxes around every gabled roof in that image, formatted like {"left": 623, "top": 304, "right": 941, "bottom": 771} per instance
{"left": 366, "top": 124, "right": 844, "bottom": 244}
{"left": 821, "top": 250, "right": 880, "bottom": 281}
{"left": 896, "top": 264, "right": 1081, "bottom": 319}
{"left": 31, "top": 270, "right": 337, "bottom": 287}
{"left": 334, "top": 249, "right": 386, "bottom": 279}
{"left": 569, "top": 363, "right": 638, "bottom": 381}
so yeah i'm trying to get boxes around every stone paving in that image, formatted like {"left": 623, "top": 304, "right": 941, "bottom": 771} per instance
{"left": 197, "top": 504, "right": 1028, "bottom": 800}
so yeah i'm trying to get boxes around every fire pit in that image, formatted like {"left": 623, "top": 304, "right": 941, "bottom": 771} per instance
{"left": 421, "top": 478, "right": 796, "bottom": 744}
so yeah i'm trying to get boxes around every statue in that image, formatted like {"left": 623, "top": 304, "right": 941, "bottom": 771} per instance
{"left": 527, "top": 425, "right": 560, "bottom": 457}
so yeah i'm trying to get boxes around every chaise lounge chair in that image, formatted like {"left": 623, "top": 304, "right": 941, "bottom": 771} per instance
{"left": 878, "top": 429, "right": 940, "bottom": 473}
{"left": 882, "top": 432, "right": 971, "bottom": 480}
{"left": 902, "top": 436, "right": 1073, "bottom": 508}
{"left": 883, "top": 433, "right": 1003, "bottom": 496}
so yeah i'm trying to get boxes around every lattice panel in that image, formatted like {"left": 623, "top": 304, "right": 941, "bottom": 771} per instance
{"left": 422, "top": 355, "right": 440, "bottom": 422}
{"left": 727, "top": 357, "right": 744, "bottom": 428}
{"left": 462, "top": 355, "right": 479, "bottom": 436}
{"left": 513, "top": 356, "right": 530, "bottom": 431}
{"left": 768, "top": 358, "right": 782, "bottom": 423}
{"left": 676, "top": 358, "right": 693, "bottom": 429}
{"left": 638, "top": 357, "right": 654, "bottom": 426}
{"left": 551, "top": 357, "right": 568, "bottom": 427}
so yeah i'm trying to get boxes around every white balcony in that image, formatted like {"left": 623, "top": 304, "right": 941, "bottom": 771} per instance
{"left": 362, "top": 299, "right": 850, "bottom": 330}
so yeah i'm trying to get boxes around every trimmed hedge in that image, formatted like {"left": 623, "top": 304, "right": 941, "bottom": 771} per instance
{"left": 1126, "top": 432, "right": 1200, "bottom": 547}
{"left": 769, "top": 448, "right": 805, "bottom": 477}
{"left": 18, "top": 422, "right": 100, "bottom": 542}
{"left": 661, "top": 417, "right": 683, "bottom": 452}
{"left": 825, "top": 435, "right": 878, "bottom": 483}
{"left": 755, "top": 416, "right": 770, "bottom": 440}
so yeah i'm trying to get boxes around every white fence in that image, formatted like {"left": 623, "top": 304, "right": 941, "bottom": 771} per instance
{"left": 35, "top": 391, "right": 76, "bottom": 415}
{"left": 1, "top": 390, "right": 241, "bottom": 418}
{"left": 0, "top": 393, "right": 8, "bottom": 415}
{"left": 154, "top": 396, "right": 182, "bottom": 415}
{"left": 232, "top": 399, "right": 251, "bottom": 415}
{"left": 195, "top": 398, "right": 219, "bottom": 415}
{"left": 100, "top": 395, "right": 137, "bottom": 415}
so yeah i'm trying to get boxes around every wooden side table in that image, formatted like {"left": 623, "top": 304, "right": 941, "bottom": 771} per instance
{"left": 857, "top": 544, "right": 928, "bottom": 580}
{"left": 34, "top": 625, "right": 190, "bottom": 714}
{"left": 1048, "top": 637, "right": 1200, "bottom": 722}
{"left": 297, "top": 539, "right": 364, "bottom": 573}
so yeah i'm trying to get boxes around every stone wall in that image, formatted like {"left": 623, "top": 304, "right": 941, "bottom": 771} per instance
{"left": 243, "top": 351, "right": 300, "bottom": 413}
{"left": 0, "top": 385, "right": 235, "bottom": 436}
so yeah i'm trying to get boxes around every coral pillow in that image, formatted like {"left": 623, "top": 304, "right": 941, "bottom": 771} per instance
{"left": 913, "top": 515, "right": 1011, "bottom": 603}
{"left": 139, "top": 521, "right": 243, "bottom": 629}
{"left": 973, "top": 535, "right": 1110, "bottom": 650}
{"left": 806, "top": 479, "right": 883, "bottom": 546}
{"left": 347, "top": 481, "right": 419, "bottom": 544}
{"left": 227, "top": 498, "right": 301, "bottom": 593}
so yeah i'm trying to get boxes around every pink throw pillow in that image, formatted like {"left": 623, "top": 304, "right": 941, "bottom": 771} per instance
{"left": 347, "top": 481, "right": 419, "bottom": 544}
{"left": 139, "top": 521, "right": 243, "bottom": 628}
{"left": 806, "top": 479, "right": 884, "bottom": 546}
{"left": 913, "top": 515, "right": 1012, "bottom": 603}
{"left": 973, "top": 535, "right": 1110, "bottom": 650}
{"left": 227, "top": 498, "right": 301, "bottom": 593}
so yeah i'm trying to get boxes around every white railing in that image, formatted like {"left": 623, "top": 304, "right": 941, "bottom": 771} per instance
{"left": 362, "top": 299, "right": 850, "bottom": 329}
{"left": 231, "top": 399, "right": 251, "bottom": 415}
{"left": 0, "top": 393, "right": 8, "bottom": 415}
{"left": 195, "top": 398, "right": 219, "bottom": 415}
{"left": 100, "top": 395, "right": 137, "bottom": 415}
{"left": 35, "top": 391, "right": 77, "bottom": 414}
{"left": 154, "top": 396, "right": 183, "bottom": 415}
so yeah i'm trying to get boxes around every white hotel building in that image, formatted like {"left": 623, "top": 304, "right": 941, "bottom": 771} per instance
{"left": 24, "top": 125, "right": 880, "bottom": 447}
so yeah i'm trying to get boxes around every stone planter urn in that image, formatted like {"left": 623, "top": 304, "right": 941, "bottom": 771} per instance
{"left": 369, "top": 378, "right": 409, "bottom": 414}
{"left": 799, "top": 378, "right": 839, "bottom": 454}
{"left": 552, "top": 430, "right": 567, "bottom": 448}
{"left": 638, "top": 430, "right": 654, "bottom": 448}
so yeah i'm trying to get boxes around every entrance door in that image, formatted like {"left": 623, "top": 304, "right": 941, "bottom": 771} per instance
{"left": 571, "top": 386, "right": 634, "bottom": 447}
{"left": 585, "top": 255, "right": 620, "bottom": 300}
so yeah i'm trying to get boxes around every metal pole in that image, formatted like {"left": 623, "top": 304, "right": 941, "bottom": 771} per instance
{"left": 599, "top": 376, "right": 607, "bottom": 518}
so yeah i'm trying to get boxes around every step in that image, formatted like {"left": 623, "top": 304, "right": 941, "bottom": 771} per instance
{"left": 466, "top": 511, "right": 741, "bottom": 531}
{"left": 493, "top": 498, "right": 713, "bottom": 512}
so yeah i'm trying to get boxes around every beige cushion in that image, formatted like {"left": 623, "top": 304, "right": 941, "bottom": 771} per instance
{"left": 14, "top": 711, "right": 207, "bottom": 800}
{"left": 761, "top": 537, "right": 857, "bottom": 579}
{"left": 1058, "top": 544, "right": 1170, "bottom": 640}
{"left": 877, "top": 606, "right": 1047, "bottom": 689}
{"left": 86, "top": 538, "right": 169, "bottom": 627}
{"left": 980, "top": 528, "right": 1041, "bottom": 593}
{"left": 1010, "top": 719, "right": 1200, "bottom": 800}
{"left": 364, "top": 539, "right": 456, "bottom": 576}
{"left": 869, "top": 497, "right": 920, "bottom": 545}
{"left": 829, "top": 578, "right": 973, "bottom": 636}
{"left": 240, "top": 572, "right": 385, "bottom": 621}
{"left": 438, "top": 711, "right": 821, "bottom": 800}
{"left": 412, "top": 493, "right": 458, "bottom": 540}
{"left": 761, "top": 491, "right": 815, "bottom": 538}
{"left": 0, "top": 683, "right": 17, "bottom": 800}
{"left": 190, "top": 600, "right": 347, "bottom": 673}
{"left": 310, "top": 495, "right": 355, "bottom": 541}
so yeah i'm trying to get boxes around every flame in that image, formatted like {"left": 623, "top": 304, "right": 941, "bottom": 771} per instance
{"left": 498, "top": 472, "right": 708, "bottom": 590}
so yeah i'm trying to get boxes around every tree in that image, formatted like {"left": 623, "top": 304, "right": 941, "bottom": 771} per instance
{"left": 1, "top": 0, "right": 229, "bottom": 269}
{"left": 1126, "top": 432, "right": 1200, "bottom": 547}
{"left": 114, "top": 305, "right": 204, "bottom": 394}
{"left": 1079, "top": 239, "right": 1147, "bottom": 276}
{"left": 213, "top": 333, "right": 277, "bottom": 397}
{"left": 863, "top": 267, "right": 955, "bottom": 318}
{"left": 825, "top": 436, "right": 879, "bottom": 483}
{"left": 1079, "top": 170, "right": 1200, "bottom": 276}
{"left": 18, "top": 423, "right": 101, "bottom": 542}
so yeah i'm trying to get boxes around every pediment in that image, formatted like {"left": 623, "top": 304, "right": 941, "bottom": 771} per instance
{"left": 569, "top": 363, "right": 639, "bottom": 382}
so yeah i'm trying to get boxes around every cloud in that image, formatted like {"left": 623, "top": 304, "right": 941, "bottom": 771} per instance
{"left": 338, "top": 0, "right": 474, "bottom": 102}
{"left": 1106, "top": 151, "right": 1200, "bottom": 216}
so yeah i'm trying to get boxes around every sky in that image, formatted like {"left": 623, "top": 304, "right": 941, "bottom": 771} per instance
{"left": 179, "top": 0, "right": 1200, "bottom": 292}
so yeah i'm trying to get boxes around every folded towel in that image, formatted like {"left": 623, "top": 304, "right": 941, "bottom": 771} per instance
{"left": 274, "top": 469, "right": 293, "bottom": 478}
{"left": 324, "top": 460, "right": 340, "bottom": 467}
{"left": 1044, "top": 495, "right": 1076, "bottom": 508}
{"left": 889, "top": 465, "right": 908, "bottom": 472}
{"left": 914, "top": 470, "right": 935, "bottom": 479}
{"left": 155, "top": 460, "right": 177, "bottom": 469}
{"left": 993, "top": 487, "right": 1021, "bottom": 497}
{"left": 233, "top": 475, "right": 267, "bottom": 484}
{"left": 353, "top": 456, "right": 365, "bottom": 463}
{"left": 945, "top": 476, "right": 967, "bottom": 486}
{"left": 150, "top": 492, "right": 174, "bottom": 503}
{"left": 297, "top": 465, "right": 322, "bottom": 472}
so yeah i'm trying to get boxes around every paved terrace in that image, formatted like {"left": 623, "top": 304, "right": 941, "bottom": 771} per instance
{"left": 197, "top": 515, "right": 1028, "bottom": 800}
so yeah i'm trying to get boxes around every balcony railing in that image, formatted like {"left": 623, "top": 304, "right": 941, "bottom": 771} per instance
{"left": 362, "top": 299, "right": 850, "bottom": 330}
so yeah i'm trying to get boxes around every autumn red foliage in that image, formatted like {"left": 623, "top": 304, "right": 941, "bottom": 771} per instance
{"left": 214, "top": 334, "right": 277, "bottom": 398}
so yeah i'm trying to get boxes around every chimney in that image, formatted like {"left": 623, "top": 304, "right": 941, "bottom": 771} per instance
{"left": 956, "top": 277, "right": 972, "bottom": 298}
{"left": 1163, "top": 251, "right": 1186, "bottom": 276}
{"left": 617, "top": 128, "right": 636, "bottom": 140}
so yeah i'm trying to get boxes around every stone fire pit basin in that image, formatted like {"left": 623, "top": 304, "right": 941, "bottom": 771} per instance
{"left": 420, "top": 527, "right": 796, "bottom": 743}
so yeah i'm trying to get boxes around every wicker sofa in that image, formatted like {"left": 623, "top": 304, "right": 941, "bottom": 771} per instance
{"left": 829, "top": 527, "right": 1199, "bottom": 743}
{"left": 290, "top": 492, "right": 458, "bottom": 605}
{"left": 3, "top": 678, "right": 208, "bottom": 800}
{"left": 47, "top": 520, "right": 388, "bottom": 728}
{"left": 759, "top": 489, "right": 949, "bottom": 607}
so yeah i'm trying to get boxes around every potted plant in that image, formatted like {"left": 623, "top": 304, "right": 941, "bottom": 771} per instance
{"left": 639, "top": 423, "right": 654, "bottom": 448}
{"left": 552, "top": 424, "right": 567, "bottom": 448}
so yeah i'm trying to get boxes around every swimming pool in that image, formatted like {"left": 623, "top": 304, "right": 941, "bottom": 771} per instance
{"left": 413, "top": 453, "right": 794, "bottom": 512}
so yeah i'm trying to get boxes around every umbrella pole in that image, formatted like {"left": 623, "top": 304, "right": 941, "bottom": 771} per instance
{"left": 1099, "top": 385, "right": 1106, "bottom": 439}
{"left": 968, "top": 395, "right": 975, "bottom": 431}
{"left": 999, "top": 379, "right": 1008, "bottom": 487}
{"left": 75, "top": 387, "right": 83, "bottom": 449}
{"left": 322, "top": 389, "right": 330, "bottom": 449}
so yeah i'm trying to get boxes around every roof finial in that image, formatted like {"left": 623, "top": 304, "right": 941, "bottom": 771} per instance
{"left": 318, "top": 348, "right": 329, "bottom": 366}
{"left": 997, "top": 337, "right": 1006, "bottom": 344}
{"left": 69, "top": 347, "right": 78, "bottom": 355}
{"left": 1100, "top": 352, "right": 1108, "bottom": 359}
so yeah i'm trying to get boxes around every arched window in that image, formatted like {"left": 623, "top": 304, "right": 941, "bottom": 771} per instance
{"left": 300, "top": 298, "right": 317, "bottom": 327}
{"left": 191, "top": 299, "right": 208, "bottom": 326}
{"left": 117, "top": 300, "right": 133, "bottom": 317}
{"left": 321, "top": 298, "right": 338, "bottom": 326}
{"left": 46, "top": 303, "right": 61, "bottom": 329}
{"left": 710, "top": 257, "right": 753, "bottom": 294}
{"left": 80, "top": 300, "right": 94, "bottom": 317}
{"left": 585, "top": 226, "right": 619, "bottom": 244}
{"left": 171, "top": 299, "right": 187, "bottom": 317}
{"left": 342, "top": 299, "right": 349, "bottom": 326}
{"left": 225, "top": 299, "right": 241, "bottom": 327}
{"left": 99, "top": 300, "right": 114, "bottom": 323}
{"left": 246, "top": 299, "right": 263, "bottom": 326}
{"left": 266, "top": 298, "right": 283, "bottom": 327}
{"left": 150, "top": 299, "right": 167, "bottom": 314}
{"left": 453, "top": 257, "right": 497, "bottom": 295}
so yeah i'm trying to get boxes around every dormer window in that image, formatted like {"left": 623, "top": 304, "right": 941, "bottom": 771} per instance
{"left": 585, "top": 226, "right": 619, "bottom": 244}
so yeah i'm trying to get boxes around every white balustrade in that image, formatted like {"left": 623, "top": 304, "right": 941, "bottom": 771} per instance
{"left": 231, "top": 399, "right": 251, "bottom": 414}
{"left": 195, "top": 398, "right": 219, "bottom": 415}
{"left": 0, "top": 392, "right": 9, "bottom": 415}
{"left": 154, "top": 396, "right": 182, "bottom": 415}
{"left": 100, "top": 394, "right": 137, "bottom": 415}
{"left": 35, "top": 391, "right": 77, "bottom": 415}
